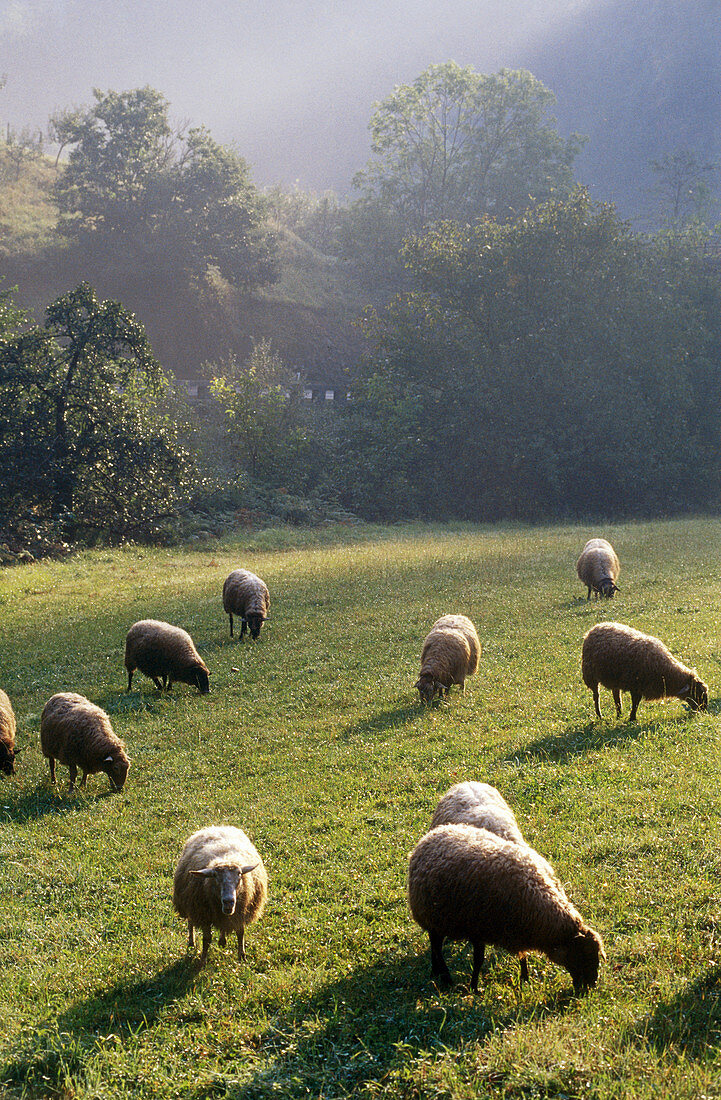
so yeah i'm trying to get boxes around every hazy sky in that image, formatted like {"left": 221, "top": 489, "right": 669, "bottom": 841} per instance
{"left": 1, "top": 0, "right": 609, "bottom": 192}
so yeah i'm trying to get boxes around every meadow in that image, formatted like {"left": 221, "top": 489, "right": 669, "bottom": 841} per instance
{"left": 0, "top": 518, "right": 720, "bottom": 1100}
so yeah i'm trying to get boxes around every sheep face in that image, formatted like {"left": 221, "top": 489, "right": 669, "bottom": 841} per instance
{"left": 0, "top": 743, "right": 16, "bottom": 775}
{"left": 415, "top": 675, "right": 438, "bottom": 705}
{"left": 680, "top": 676, "right": 709, "bottom": 712}
{"left": 548, "top": 928, "right": 605, "bottom": 994}
{"left": 190, "top": 667, "right": 210, "bottom": 694}
{"left": 598, "top": 580, "right": 620, "bottom": 598}
{"left": 103, "top": 754, "right": 130, "bottom": 791}
{"left": 245, "top": 613, "right": 265, "bottom": 640}
{"left": 190, "top": 862, "right": 258, "bottom": 915}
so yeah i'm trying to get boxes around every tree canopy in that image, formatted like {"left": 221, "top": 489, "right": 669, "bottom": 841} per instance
{"left": 51, "top": 87, "right": 278, "bottom": 290}
{"left": 0, "top": 282, "right": 191, "bottom": 540}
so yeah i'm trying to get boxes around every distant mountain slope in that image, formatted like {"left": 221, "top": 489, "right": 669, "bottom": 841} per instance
{"left": 526, "top": 0, "right": 721, "bottom": 222}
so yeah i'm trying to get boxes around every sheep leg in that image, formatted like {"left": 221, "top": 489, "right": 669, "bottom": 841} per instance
{"left": 237, "top": 928, "right": 246, "bottom": 961}
{"left": 187, "top": 920, "right": 195, "bottom": 948}
{"left": 629, "top": 692, "right": 641, "bottom": 722}
{"left": 229, "top": 612, "right": 234, "bottom": 637}
{"left": 240, "top": 618, "right": 248, "bottom": 641}
{"left": 126, "top": 669, "right": 134, "bottom": 691}
{"left": 68, "top": 763, "right": 78, "bottom": 792}
{"left": 219, "top": 932, "right": 227, "bottom": 947}
{"left": 200, "top": 927, "right": 211, "bottom": 964}
{"left": 612, "top": 688, "right": 622, "bottom": 717}
{"left": 592, "top": 686, "right": 602, "bottom": 718}
{"left": 152, "top": 676, "right": 163, "bottom": 690}
{"left": 586, "top": 587, "right": 592, "bottom": 600}
{"left": 79, "top": 771, "right": 89, "bottom": 789}
{"left": 48, "top": 757, "right": 57, "bottom": 784}
{"left": 519, "top": 953, "right": 529, "bottom": 982}
{"left": 429, "top": 932, "right": 452, "bottom": 985}
{"left": 470, "top": 941, "right": 486, "bottom": 991}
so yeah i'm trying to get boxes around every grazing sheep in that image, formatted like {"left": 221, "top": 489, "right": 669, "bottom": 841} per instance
{"left": 408, "top": 823, "right": 605, "bottom": 994}
{"left": 125, "top": 619, "right": 210, "bottom": 694}
{"left": 576, "top": 538, "right": 620, "bottom": 600}
{"left": 431, "top": 782, "right": 526, "bottom": 844}
{"left": 415, "top": 615, "right": 480, "bottom": 704}
{"left": 222, "top": 569, "right": 270, "bottom": 640}
{"left": 430, "top": 781, "right": 531, "bottom": 981}
{"left": 173, "top": 825, "right": 268, "bottom": 965}
{"left": 0, "top": 689, "right": 17, "bottom": 776}
{"left": 582, "top": 621, "right": 708, "bottom": 722}
{"left": 40, "top": 692, "right": 130, "bottom": 793}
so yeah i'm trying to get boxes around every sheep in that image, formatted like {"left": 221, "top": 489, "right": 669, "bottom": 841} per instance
{"left": 576, "top": 538, "right": 620, "bottom": 600}
{"left": 222, "top": 569, "right": 270, "bottom": 640}
{"left": 0, "top": 688, "right": 17, "bottom": 776}
{"left": 40, "top": 692, "right": 130, "bottom": 793}
{"left": 582, "top": 621, "right": 709, "bottom": 722}
{"left": 431, "top": 781, "right": 526, "bottom": 844}
{"left": 408, "top": 823, "right": 605, "bottom": 994}
{"left": 173, "top": 825, "right": 268, "bottom": 965}
{"left": 125, "top": 619, "right": 210, "bottom": 694}
{"left": 415, "top": 614, "right": 480, "bottom": 704}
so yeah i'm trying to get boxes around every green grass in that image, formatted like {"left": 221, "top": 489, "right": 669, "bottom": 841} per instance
{"left": 1, "top": 518, "right": 720, "bottom": 1099}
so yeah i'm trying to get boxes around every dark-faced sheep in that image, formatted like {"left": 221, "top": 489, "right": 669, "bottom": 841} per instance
{"left": 173, "top": 825, "right": 268, "bottom": 965}
{"left": 582, "top": 621, "right": 708, "bottom": 722}
{"left": 125, "top": 619, "right": 210, "bottom": 694}
{"left": 0, "top": 689, "right": 17, "bottom": 775}
{"left": 40, "top": 692, "right": 130, "bottom": 793}
{"left": 576, "top": 538, "right": 620, "bottom": 600}
{"left": 222, "top": 569, "right": 270, "bottom": 640}
{"left": 408, "top": 823, "right": 605, "bottom": 994}
{"left": 415, "top": 614, "right": 480, "bottom": 704}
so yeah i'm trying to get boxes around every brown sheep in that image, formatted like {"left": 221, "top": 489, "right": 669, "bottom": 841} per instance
{"left": 576, "top": 538, "right": 620, "bottom": 600}
{"left": 173, "top": 825, "right": 268, "bottom": 965}
{"left": 125, "top": 619, "right": 210, "bottom": 694}
{"left": 40, "top": 692, "right": 130, "bottom": 792}
{"left": 222, "top": 569, "right": 270, "bottom": 640}
{"left": 415, "top": 615, "right": 480, "bottom": 704}
{"left": 582, "top": 621, "right": 708, "bottom": 722}
{"left": 0, "top": 689, "right": 17, "bottom": 775}
{"left": 408, "top": 823, "right": 604, "bottom": 994}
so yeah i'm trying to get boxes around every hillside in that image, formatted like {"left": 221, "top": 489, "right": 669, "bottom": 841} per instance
{"left": 0, "top": 150, "right": 369, "bottom": 387}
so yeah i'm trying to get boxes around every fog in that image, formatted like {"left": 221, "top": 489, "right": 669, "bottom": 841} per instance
{"left": 2, "top": 0, "right": 608, "bottom": 191}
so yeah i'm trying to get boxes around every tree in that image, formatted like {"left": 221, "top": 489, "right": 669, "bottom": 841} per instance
{"left": 651, "top": 150, "right": 718, "bottom": 226}
{"left": 339, "top": 191, "right": 721, "bottom": 521}
{"left": 346, "top": 64, "right": 584, "bottom": 273}
{"left": 0, "top": 282, "right": 191, "bottom": 539}
{"left": 51, "top": 87, "right": 278, "bottom": 289}
{"left": 209, "top": 341, "right": 309, "bottom": 483}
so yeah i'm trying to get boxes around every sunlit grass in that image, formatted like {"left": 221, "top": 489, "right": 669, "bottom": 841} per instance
{"left": 1, "top": 517, "right": 720, "bottom": 1097}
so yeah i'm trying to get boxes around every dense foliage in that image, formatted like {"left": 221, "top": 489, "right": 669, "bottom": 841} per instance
{"left": 51, "top": 87, "right": 278, "bottom": 290}
{"left": 335, "top": 191, "right": 721, "bottom": 521}
{"left": 0, "top": 282, "right": 192, "bottom": 541}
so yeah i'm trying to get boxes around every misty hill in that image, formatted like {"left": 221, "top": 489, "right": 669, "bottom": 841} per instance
{"left": 526, "top": 0, "right": 721, "bottom": 222}
{"left": 0, "top": 152, "right": 367, "bottom": 390}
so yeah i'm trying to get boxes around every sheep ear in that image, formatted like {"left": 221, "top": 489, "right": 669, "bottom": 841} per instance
{"left": 240, "top": 862, "right": 259, "bottom": 875}
{"left": 12, "top": 747, "right": 22, "bottom": 757}
{"left": 190, "top": 867, "right": 215, "bottom": 877}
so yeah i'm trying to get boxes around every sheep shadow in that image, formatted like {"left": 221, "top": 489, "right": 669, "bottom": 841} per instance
{"left": 0, "top": 783, "right": 117, "bottom": 825}
{"left": 502, "top": 718, "right": 653, "bottom": 765}
{"left": 625, "top": 965, "right": 721, "bottom": 1061}
{"left": 1, "top": 959, "right": 197, "bottom": 1094}
{"left": 340, "top": 702, "right": 421, "bottom": 742}
{"left": 184, "top": 949, "right": 574, "bottom": 1100}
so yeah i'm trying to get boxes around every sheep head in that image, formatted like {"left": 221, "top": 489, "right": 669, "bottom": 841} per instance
{"left": 190, "top": 862, "right": 259, "bottom": 915}
{"left": 679, "top": 675, "right": 709, "bottom": 712}
{"left": 245, "top": 613, "right": 266, "bottom": 639}
{"left": 415, "top": 675, "right": 437, "bottom": 705}
{"left": 548, "top": 926, "right": 605, "bottom": 994}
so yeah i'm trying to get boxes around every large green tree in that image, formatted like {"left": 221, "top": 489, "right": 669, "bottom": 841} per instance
{"left": 338, "top": 191, "right": 721, "bottom": 520}
{"left": 0, "top": 282, "right": 191, "bottom": 539}
{"left": 345, "top": 64, "right": 583, "bottom": 275}
{"left": 51, "top": 87, "right": 278, "bottom": 289}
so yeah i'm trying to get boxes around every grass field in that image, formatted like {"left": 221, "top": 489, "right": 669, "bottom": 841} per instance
{"left": 1, "top": 518, "right": 720, "bottom": 1099}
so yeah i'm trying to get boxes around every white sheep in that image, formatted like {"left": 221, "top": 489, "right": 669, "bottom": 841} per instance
{"left": 576, "top": 538, "right": 620, "bottom": 600}
{"left": 222, "top": 569, "right": 270, "bottom": 640}
{"left": 408, "top": 823, "right": 604, "bottom": 994}
{"left": 582, "top": 621, "right": 708, "bottom": 722}
{"left": 172, "top": 825, "right": 268, "bottom": 965}
{"left": 415, "top": 614, "right": 480, "bottom": 704}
